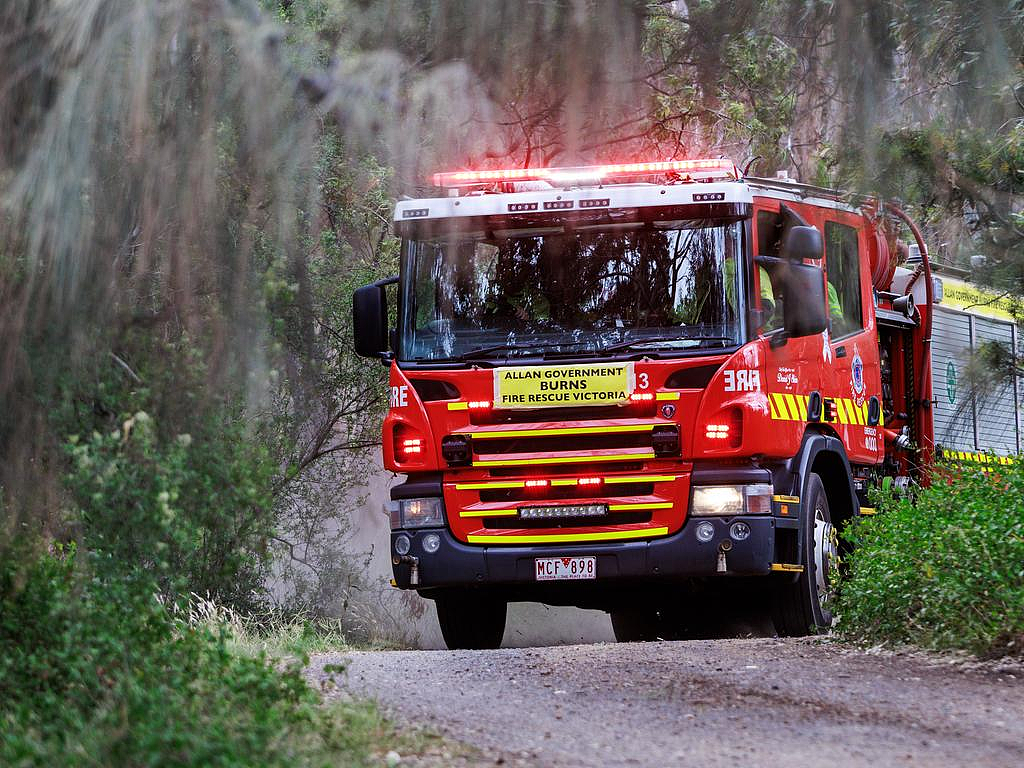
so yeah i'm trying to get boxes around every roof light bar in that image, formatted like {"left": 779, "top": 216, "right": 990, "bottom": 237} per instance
{"left": 432, "top": 159, "right": 738, "bottom": 188}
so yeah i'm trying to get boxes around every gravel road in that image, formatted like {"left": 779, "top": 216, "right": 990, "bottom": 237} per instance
{"left": 310, "top": 638, "right": 1024, "bottom": 768}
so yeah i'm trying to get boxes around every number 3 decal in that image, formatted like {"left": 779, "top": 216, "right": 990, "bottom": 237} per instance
{"left": 638, "top": 372, "right": 650, "bottom": 390}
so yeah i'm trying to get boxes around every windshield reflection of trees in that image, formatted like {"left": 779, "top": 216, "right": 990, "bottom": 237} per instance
{"left": 416, "top": 222, "right": 735, "bottom": 357}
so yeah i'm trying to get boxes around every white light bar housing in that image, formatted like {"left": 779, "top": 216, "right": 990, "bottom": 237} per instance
{"left": 394, "top": 180, "right": 752, "bottom": 225}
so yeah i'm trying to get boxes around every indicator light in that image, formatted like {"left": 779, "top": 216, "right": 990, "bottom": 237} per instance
{"left": 467, "top": 400, "right": 491, "bottom": 410}
{"left": 704, "top": 407, "right": 743, "bottom": 447}
{"left": 577, "top": 477, "right": 602, "bottom": 486}
{"left": 524, "top": 479, "right": 549, "bottom": 488}
{"left": 630, "top": 392, "right": 655, "bottom": 402}
{"left": 394, "top": 534, "right": 411, "bottom": 555}
{"left": 394, "top": 425, "right": 426, "bottom": 462}
{"left": 422, "top": 533, "right": 442, "bottom": 554}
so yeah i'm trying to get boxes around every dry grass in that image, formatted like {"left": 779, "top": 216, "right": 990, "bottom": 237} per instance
{"left": 176, "top": 593, "right": 410, "bottom": 659}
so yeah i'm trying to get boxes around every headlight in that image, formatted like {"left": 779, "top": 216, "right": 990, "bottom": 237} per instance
{"left": 691, "top": 484, "right": 772, "bottom": 516}
{"left": 396, "top": 497, "right": 444, "bottom": 528}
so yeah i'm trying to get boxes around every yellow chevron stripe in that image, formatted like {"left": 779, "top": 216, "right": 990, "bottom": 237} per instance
{"left": 835, "top": 398, "right": 850, "bottom": 425}
{"left": 847, "top": 399, "right": 859, "bottom": 425}
{"left": 798, "top": 395, "right": 810, "bottom": 419}
{"left": 447, "top": 402, "right": 469, "bottom": 411}
{"left": 656, "top": 392, "right": 681, "bottom": 401}
{"left": 466, "top": 527, "right": 669, "bottom": 545}
{"left": 460, "top": 509, "right": 518, "bottom": 518}
{"left": 768, "top": 393, "right": 782, "bottom": 420}
{"left": 604, "top": 475, "right": 678, "bottom": 484}
{"left": 783, "top": 393, "right": 801, "bottom": 421}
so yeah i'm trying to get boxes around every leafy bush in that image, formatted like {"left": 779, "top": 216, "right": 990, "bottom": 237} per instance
{"left": 0, "top": 548, "right": 384, "bottom": 768}
{"left": 838, "top": 461, "right": 1024, "bottom": 657}
{"left": 44, "top": 333, "right": 280, "bottom": 612}
{"left": 65, "top": 406, "right": 275, "bottom": 611}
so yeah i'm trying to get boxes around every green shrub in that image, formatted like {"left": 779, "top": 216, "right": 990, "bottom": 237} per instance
{"left": 0, "top": 548, "right": 382, "bottom": 768}
{"left": 64, "top": 406, "right": 275, "bottom": 611}
{"left": 838, "top": 461, "right": 1024, "bottom": 657}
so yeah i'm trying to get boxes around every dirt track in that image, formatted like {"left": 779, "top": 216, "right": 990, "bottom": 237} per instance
{"left": 311, "top": 637, "right": 1024, "bottom": 768}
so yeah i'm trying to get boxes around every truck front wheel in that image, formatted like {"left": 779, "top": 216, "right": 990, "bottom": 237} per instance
{"left": 772, "top": 472, "right": 838, "bottom": 636}
{"left": 434, "top": 591, "right": 507, "bottom": 650}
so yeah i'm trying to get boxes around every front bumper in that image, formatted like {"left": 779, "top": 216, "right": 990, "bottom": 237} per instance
{"left": 390, "top": 515, "right": 779, "bottom": 590}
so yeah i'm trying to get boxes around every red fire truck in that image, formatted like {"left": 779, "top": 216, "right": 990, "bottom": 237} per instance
{"left": 353, "top": 159, "right": 947, "bottom": 649}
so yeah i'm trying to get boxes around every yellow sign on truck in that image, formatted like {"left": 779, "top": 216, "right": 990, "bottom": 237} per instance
{"left": 493, "top": 362, "right": 635, "bottom": 409}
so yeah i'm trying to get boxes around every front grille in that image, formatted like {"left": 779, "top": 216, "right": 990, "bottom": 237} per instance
{"left": 483, "top": 510, "right": 653, "bottom": 529}
{"left": 474, "top": 432, "right": 651, "bottom": 455}
{"left": 471, "top": 403, "right": 654, "bottom": 425}
{"left": 479, "top": 482, "right": 654, "bottom": 503}
{"left": 486, "top": 462, "right": 645, "bottom": 477}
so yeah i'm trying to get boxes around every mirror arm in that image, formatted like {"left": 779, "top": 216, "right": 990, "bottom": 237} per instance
{"left": 377, "top": 275, "right": 398, "bottom": 363}
{"left": 375, "top": 276, "right": 399, "bottom": 288}
{"left": 769, "top": 331, "right": 789, "bottom": 349}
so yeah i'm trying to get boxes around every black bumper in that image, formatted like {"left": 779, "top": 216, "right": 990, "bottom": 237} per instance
{"left": 390, "top": 516, "right": 780, "bottom": 591}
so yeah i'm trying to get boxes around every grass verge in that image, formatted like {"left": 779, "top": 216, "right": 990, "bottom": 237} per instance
{"left": 0, "top": 548, "right": 452, "bottom": 767}
{"left": 838, "top": 460, "right": 1024, "bottom": 658}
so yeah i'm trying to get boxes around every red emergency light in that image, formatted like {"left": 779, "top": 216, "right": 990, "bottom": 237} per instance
{"left": 432, "top": 159, "right": 738, "bottom": 188}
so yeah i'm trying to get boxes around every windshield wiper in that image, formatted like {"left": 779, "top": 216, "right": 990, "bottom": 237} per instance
{"left": 595, "top": 334, "right": 734, "bottom": 355}
{"left": 453, "top": 339, "right": 591, "bottom": 361}
{"left": 440, "top": 334, "right": 732, "bottom": 363}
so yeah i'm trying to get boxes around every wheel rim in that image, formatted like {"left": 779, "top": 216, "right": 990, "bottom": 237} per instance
{"left": 812, "top": 507, "right": 838, "bottom": 607}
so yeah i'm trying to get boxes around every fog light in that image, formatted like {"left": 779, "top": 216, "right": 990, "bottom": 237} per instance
{"left": 394, "top": 534, "right": 411, "bottom": 556}
{"left": 695, "top": 521, "right": 715, "bottom": 543}
{"left": 422, "top": 533, "right": 441, "bottom": 554}
{"left": 730, "top": 521, "right": 751, "bottom": 541}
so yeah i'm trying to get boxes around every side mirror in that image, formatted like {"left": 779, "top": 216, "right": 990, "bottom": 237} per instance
{"left": 782, "top": 262, "right": 827, "bottom": 338}
{"left": 781, "top": 225, "right": 823, "bottom": 262}
{"left": 353, "top": 277, "right": 397, "bottom": 359}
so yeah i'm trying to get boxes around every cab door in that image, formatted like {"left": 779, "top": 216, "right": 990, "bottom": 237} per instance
{"left": 822, "top": 216, "right": 883, "bottom": 464}
{"left": 753, "top": 203, "right": 824, "bottom": 458}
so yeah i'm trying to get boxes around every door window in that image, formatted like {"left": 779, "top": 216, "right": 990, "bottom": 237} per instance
{"left": 824, "top": 221, "right": 863, "bottom": 337}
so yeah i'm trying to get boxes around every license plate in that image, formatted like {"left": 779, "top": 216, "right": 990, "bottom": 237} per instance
{"left": 535, "top": 556, "right": 597, "bottom": 581}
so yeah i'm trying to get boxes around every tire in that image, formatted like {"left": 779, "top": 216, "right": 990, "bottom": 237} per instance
{"left": 772, "top": 472, "right": 839, "bottom": 636}
{"left": 610, "top": 610, "right": 662, "bottom": 642}
{"left": 434, "top": 591, "right": 507, "bottom": 650}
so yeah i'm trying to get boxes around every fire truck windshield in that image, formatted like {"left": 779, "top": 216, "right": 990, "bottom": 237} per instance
{"left": 399, "top": 217, "right": 745, "bottom": 363}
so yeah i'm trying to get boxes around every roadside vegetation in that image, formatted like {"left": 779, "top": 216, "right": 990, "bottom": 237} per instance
{"left": 838, "top": 461, "right": 1024, "bottom": 658}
